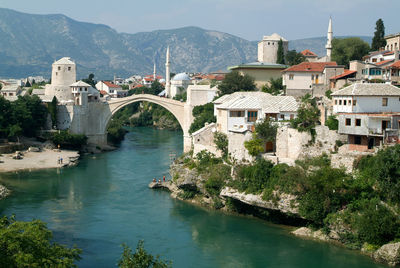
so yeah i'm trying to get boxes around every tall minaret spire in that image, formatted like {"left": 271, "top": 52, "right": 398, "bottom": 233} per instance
{"left": 165, "top": 46, "right": 171, "bottom": 98}
{"left": 153, "top": 62, "right": 156, "bottom": 80}
{"left": 326, "top": 16, "right": 333, "bottom": 61}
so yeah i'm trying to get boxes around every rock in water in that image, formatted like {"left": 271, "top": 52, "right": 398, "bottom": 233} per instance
{"left": 0, "top": 184, "right": 10, "bottom": 199}
{"left": 373, "top": 242, "right": 400, "bottom": 266}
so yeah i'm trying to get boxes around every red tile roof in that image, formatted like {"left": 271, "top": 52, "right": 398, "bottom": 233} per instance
{"left": 283, "top": 62, "right": 337, "bottom": 73}
{"left": 134, "top": 84, "right": 144, "bottom": 88}
{"left": 383, "top": 51, "right": 394, "bottom": 56}
{"left": 103, "top": 81, "right": 120, "bottom": 88}
{"left": 300, "top": 49, "right": 318, "bottom": 57}
{"left": 100, "top": 90, "right": 108, "bottom": 95}
{"left": 388, "top": 61, "right": 400, "bottom": 69}
{"left": 375, "top": 59, "right": 394, "bottom": 66}
{"left": 330, "top": 70, "right": 357, "bottom": 80}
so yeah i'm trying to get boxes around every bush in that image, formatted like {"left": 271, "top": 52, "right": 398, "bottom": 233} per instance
{"left": 213, "top": 132, "right": 228, "bottom": 158}
{"left": 244, "top": 135, "right": 264, "bottom": 157}
{"left": 325, "top": 115, "right": 338, "bottom": 130}
{"left": 189, "top": 103, "right": 216, "bottom": 134}
{"left": 290, "top": 94, "right": 320, "bottom": 133}
{"left": 107, "top": 119, "right": 127, "bottom": 144}
{"left": 0, "top": 216, "right": 81, "bottom": 267}
{"left": 50, "top": 131, "right": 87, "bottom": 150}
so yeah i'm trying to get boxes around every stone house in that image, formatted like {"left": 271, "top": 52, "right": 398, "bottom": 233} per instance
{"left": 331, "top": 83, "right": 400, "bottom": 151}
{"left": 385, "top": 33, "right": 400, "bottom": 51}
{"left": 282, "top": 61, "right": 343, "bottom": 97}
{"left": 300, "top": 49, "right": 319, "bottom": 62}
{"left": 258, "top": 33, "right": 288, "bottom": 64}
{"left": 0, "top": 84, "right": 24, "bottom": 101}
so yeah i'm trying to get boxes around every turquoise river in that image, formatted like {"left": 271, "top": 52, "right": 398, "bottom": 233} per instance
{"left": 0, "top": 127, "right": 387, "bottom": 267}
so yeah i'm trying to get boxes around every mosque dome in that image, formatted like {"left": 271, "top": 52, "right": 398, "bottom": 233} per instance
{"left": 172, "top": 72, "right": 190, "bottom": 81}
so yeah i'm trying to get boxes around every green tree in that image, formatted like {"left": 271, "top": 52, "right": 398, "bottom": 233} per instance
{"left": 82, "top": 73, "right": 96, "bottom": 87}
{"left": 255, "top": 118, "right": 278, "bottom": 143}
{"left": 244, "top": 134, "right": 264, "bottom": 157}
{"left": 261, "top": 77, "right": 285, "bottom": 95}
{"left": 24, "top": 80, "right": 31, "bottom": 87}
{"left": 214, "top": 131, "right": 228, "bottom": 158}
{"left": 118, "top": 240, "right": 171, "bottom": 268}
{"left": 285, "top": 50, "right": 306, "bottom": 66}
{"left": 290, "top": 94, "right": 320, "bottom": 133}
{"left": 332, "top": 38, "right": 370, "bottom": 67}
{"left": 48, "top": 96, "right": 58, "bottom": 128}
{"left": 0, "top": 216, "right": 81, "bottom": 267}
{"left": 325, "top": 115, "right": 338, "bottom": 130}
{"left": 371, "top": 19, "right": 386, "bottom": 51}
{"left": 189, "top": 103, "right": 216, "bottom": 134}
{"left": 277, "top": 39, "right": 285, "bottom": 64}
{"left": 217, "top": 71, "right": 256, "bottom": 96}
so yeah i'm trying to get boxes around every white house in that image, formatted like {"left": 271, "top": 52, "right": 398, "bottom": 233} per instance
{"left": 95, "top": 81, "right": 127, "bottom": 98}
{"left": 214, "top": 91, "right": 298, "bottom": 134}
{"left": 70, "top": 81, "right": 100, "bottom": 106}
{"left": 331, "top": 83, "right": 400, "bottom": 151}
{"left": 0, "top": 84, "right": 24, "bottom": 101}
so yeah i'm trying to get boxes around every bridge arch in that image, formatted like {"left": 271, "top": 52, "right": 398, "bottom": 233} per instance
{"left": 105, "top": 94, "right": 186, "bottom": 133}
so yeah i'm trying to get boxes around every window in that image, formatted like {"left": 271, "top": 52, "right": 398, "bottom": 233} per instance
{"left": 348, "top": 100, "right": 352, "bottom": 106}
{"left": 334, "top": 100, "right": 337, "bottom": 105}
{"left": 247, "top": 111, "right": 258, "bottom": 122}
{"left": 85, "top": 88, "right": 87, "bottom": 91}
{"left": 345, "top": 118, "right": 351, "bottom": 126}
{"left": 290, "top": 114, "right": 294, "bottom": 120}
{"left": 68, "top": 67, "right": 71, "bottom": 71}
{"left": 343, "top": 100, "right": 347, "bottom": 105}
{"left": 280, "top": 114, "right": 285, "bottom": 120}
{"left": 355, "top": 119, "right": 361, "bottom": 126}
{"left": 230, "top": 111, "right": 244, "bottom": 117}
{"left": 382, "top": 98, "right": 388, "bottom": 106}
{"left": 311, "top": 75, "right": 314, "bottom": 80}
{"left": 354, "top": 136, "right": 362, "bottom": 145}
{"left": 289, "top": 74, "right": 294, "bottom": 80}
{"left": 339, "top": 100, "right": 342, "bottom": 105}
{"left": 58, "top": 66, "right": 61, "bottom": 71}
{"left": 353, "top": 100, "right": 357, "bottom": 106}
{"left": 56, "top": 72, "right": 58, "bottom": 76}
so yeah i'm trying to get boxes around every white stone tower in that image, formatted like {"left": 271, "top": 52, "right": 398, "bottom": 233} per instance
{"left": 153, "top": 62, "right": 157, "bottom": 80}
{"left": 326, "top": 17, "right": 333, "bottom": 61}
{"left": 257, "top": 33, "right": 288, "bottom": 63}
{"left": 45, "top": 57, "right": 76, "bottom": 102}
{"left": 165, "top": 46, "right": 171, "bottom": 98}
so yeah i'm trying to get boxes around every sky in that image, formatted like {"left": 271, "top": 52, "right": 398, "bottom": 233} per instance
{"left": 1, "top": 0, "right": 399, "bottom": 41}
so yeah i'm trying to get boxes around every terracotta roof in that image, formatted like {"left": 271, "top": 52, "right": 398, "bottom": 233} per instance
{"left": 330, "top": 70, "right": 357, "bottom": 80}
{"left": 300, "top": 49, "right": 318, "bottom": 57}
{"left": 100, "top": 90, "right": 108, "bottom": 95}
{"left": 134, "top": 84, "right": 144, "bottom": 88}
{"left": 388, "top": 61, "right": 400, "bottom": 69}
{"left": 375, "top": 59, "right": 394, "bottom": 66}
{"left": 103, "top": 81, "right": 120, "bottom": 88}
{"left": 383, "top": 51, "right": 394, "bottom": 56}
{"left": 283, "top": 62, "right": 337, "bottom": 73}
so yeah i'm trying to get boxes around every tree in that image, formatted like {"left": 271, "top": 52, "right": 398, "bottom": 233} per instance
{"left": 285, "top": 50, "right": 306, "bottom": 66}
{"left": 25, "top": 80, "right": 31, "bottom": 87}
{"left": 261, "top": 77, "right": 285, "bottom": 95}
{"left": 277, "top": 39, "right": 285, "bottom": 64}
{"left": 290, "top": 94, "right": 320, "bottom": 133}
{"left": 48, "top": 96, "right": 58, "bottom": 128}
{"left": 82, "top": 73, "right": 96, "bottom": 87}
{"left": 332, "top": 38, "right": 370, "bottom": 67}
{"left": 325, "top": 115, "right": 338, "bottom": 130}
{"left": 371, "top": 19, "right": 386, "bottom": 51}
{"left": 0, "top": 215, "right": 81, "bottom": 267}
{"left": 244, "top": 135, "right": 264, "bottom": 157}
{"left": 214, "top": 132, "right": 228, "bottom": 158}
{"left": 255, "top": 118, "right": 278, "bottom": 143}
{"left": 118, "top": 240, "right": 171, "bottom": 268}
{"left": 189, "top": 103, "right": 216, "bottom": 134}
{"left": 217, "top": 71, "right": 256, "bottom": 96}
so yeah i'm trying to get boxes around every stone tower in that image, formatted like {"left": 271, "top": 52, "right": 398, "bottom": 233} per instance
{"left": 165, "top": 46, "right": 171, "bottom": 98}
{"left": 326, "top": 17, "right": 333, "bottom": 61}
{"left": 45, "top": 57, "right": 76, "bottom": 102}
{"left": 257, "top": 33, "right": 288, "bottom": 63}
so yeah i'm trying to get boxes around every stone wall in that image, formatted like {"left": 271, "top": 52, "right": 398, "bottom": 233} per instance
{"left": 192, "top": 123, "right": 221, "bottom": 157}
{"left": 228, "top": 131, "right": 253, "bottom": 162}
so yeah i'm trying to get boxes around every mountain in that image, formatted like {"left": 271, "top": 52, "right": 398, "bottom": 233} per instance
{"left": 0, "top": 8, "right": 256, "bottom": 79}
{"left": 289, "top": 36, "right": 372, "bottom": 57}
{"left": 0, "top": 8, "right": 372, "bottom": 79}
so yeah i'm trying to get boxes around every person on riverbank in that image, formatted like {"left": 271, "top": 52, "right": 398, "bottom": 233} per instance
{"left": 153, "top": 178, "right": 156, "bottom": 183}
{"left": 163, "top": 176, "right": 165, "bottom": 182}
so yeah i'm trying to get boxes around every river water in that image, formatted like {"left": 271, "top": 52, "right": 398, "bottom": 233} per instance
{"left": 0, "top": 127, "right": 386, "bottom": 267}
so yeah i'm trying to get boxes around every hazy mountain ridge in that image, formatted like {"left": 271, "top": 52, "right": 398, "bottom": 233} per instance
{"left": 0, "top": 8, "right": 371, "bottom": 79}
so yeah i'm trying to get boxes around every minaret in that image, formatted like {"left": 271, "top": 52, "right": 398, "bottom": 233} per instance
{"left": 153, "top": 62, "right": 156, "bottom": 80}
{"left": 326, "top": 17, "right": 333, "bottom": 61}
{"left": 165, "top": 46, "right": 171, "bottom": 98}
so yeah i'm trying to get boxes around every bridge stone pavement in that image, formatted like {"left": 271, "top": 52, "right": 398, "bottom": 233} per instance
{"left": 85, "top": 94, "right": 194, "bottom": 152}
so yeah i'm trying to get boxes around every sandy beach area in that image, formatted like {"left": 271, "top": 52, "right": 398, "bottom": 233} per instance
{"left": 0, "top": 149, "right": 80, "bottom": 173}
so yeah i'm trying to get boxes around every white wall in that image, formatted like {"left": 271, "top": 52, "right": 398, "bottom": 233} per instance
{"left": 334, "top": 96, "right": 400, "bottom": 114}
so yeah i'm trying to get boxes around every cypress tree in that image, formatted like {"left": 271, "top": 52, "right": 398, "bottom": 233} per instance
{"left": 277, "top": 39, "right": 285, "bottom": 64}
{"left": 371, "top": 19, "right": 386, "bottom": 51}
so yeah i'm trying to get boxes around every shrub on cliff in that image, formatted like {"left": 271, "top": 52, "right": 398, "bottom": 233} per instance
{"left": 189, "top": 103, "right": 216, "bottom": 134}
{"left": 50, "top": 131, "right": 87, "bottom": 150}
{"left": 0, "top": 215, "right": 81, "bottom": 267}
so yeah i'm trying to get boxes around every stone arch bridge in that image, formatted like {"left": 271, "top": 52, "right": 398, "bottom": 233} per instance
{"left": 79, "top": 94, "right": 194, "bottom": 152}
